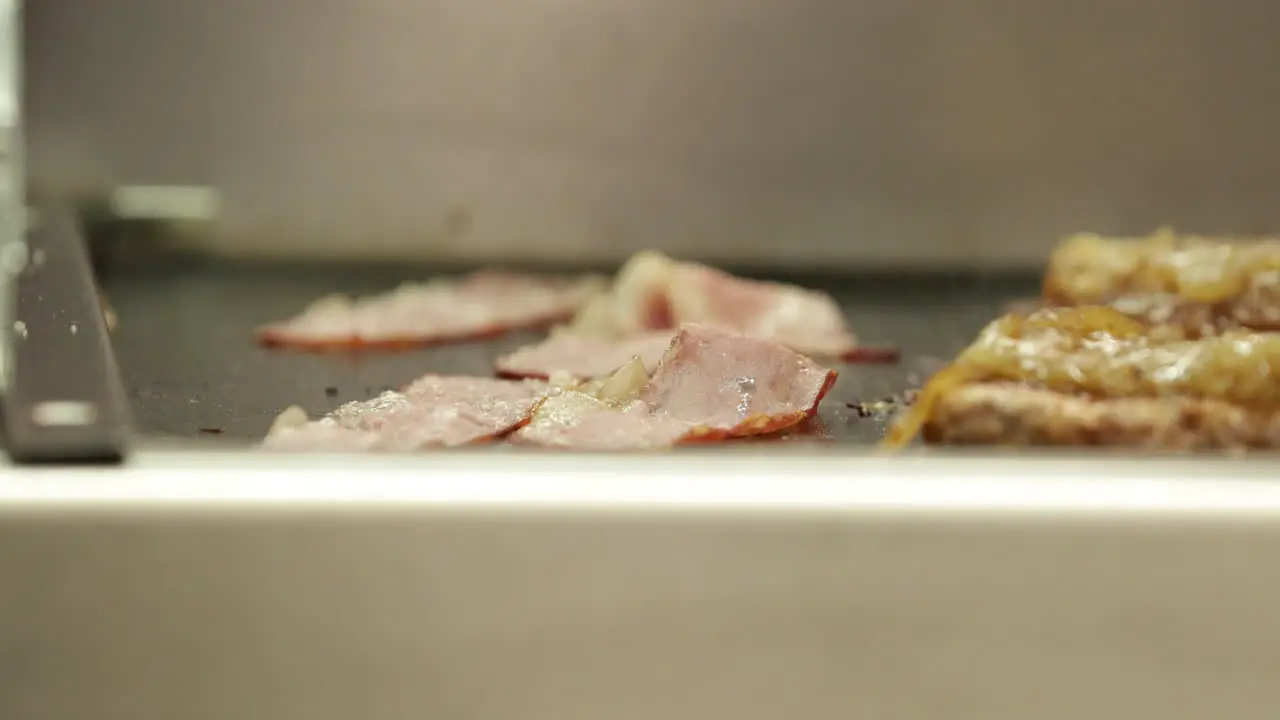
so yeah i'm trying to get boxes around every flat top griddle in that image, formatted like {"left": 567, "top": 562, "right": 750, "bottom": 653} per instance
{"left": 98, "top": 255, "right": 1038, "bottom": 446}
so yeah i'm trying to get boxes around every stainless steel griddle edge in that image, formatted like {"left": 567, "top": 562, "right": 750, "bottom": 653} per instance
{"left": 30, "top": 228, "right": 1277, "bottom": 720}
{"left": 2, "top": 453, "right": 1280, "bottom": 720}
{"left": 3, "top": 205, "right": 131, "bottom": 462}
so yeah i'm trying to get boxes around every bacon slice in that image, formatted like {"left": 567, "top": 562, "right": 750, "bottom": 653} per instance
{"left": 256, "top": 271, "right": 605, "bottom": 351}
{"left": 262, "top": 375, "right": 547, "bottom": 452}
{"left": 494, "top": 330, "right": 677, "bottom": 380}
{"left": 513, "top": 324, "right": 838, "bottom": 450}
{"left": 565, "top": 251, "right": 896, "bottom": 363}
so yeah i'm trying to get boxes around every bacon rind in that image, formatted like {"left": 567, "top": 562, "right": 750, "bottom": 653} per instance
{"left": 494, "top": 368, "right": 550, "bottom": 381}
{"left": 704, "top": 367, "right": 837, "bottom": 440}
{"left": 839, "top": 345, "right": 901, "bottom": 364}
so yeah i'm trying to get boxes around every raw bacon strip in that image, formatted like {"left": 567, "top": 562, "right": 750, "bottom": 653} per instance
{"left": 568, "top": 251, "right": 896, "bottom": 362}
{"left": 494, "top": 330, "right": 677, "bottom": 380}
{"left": 256, "top": 271, "right": 605, "bottom": 351}
{"left": 263, "top": 375, "right": 547, "bottom": 452}
{"left": 513, "top": 324, "right": 838, "bottom": 450}
{"left": 840, "top": 345, "right": 902, "bottom": 363}
{"left": 510, "top": 391, "right": 696, "bottom": 450}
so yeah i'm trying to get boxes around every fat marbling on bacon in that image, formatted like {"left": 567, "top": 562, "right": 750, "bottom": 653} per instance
{"left": 563, "top": 251, "right": 897, "bottom": 363}
{"left": 512, "top": 323, "right": 838, "bottom": 450}
{"left": 262, "top": 375, "right": 548, "bottom": 452}
{"left": 256, "top": 271, "right": 605, "bottom": 351}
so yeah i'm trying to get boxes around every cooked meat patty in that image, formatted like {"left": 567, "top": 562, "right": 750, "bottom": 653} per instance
{"left": 884, "top": 305, "right": 1280, "bottom": 450}
{"left": 923, "top": 382, "right": 1280, "bottom": 450}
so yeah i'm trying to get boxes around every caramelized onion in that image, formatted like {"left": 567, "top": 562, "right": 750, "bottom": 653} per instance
{"left": 1047, "top": 230, "right": 1280, "bottom": 305}
{"left": 594, "top": 356, "right": 649, "bottom": 406}
{"left": 882, "top": 306, "right": 1280, "bottom": 449}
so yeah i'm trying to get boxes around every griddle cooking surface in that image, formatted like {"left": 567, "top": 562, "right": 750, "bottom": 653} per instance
{"left": 100, "top": 260, "right": 1037, "bottom": 446}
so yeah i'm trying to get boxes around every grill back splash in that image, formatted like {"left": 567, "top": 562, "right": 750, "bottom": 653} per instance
{"left": 24, "top": 0, "right": 1280, "bottom": 268}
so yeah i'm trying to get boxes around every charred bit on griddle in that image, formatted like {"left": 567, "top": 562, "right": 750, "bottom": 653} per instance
{"left": 847, "top": 389, "right": 919, "bottom": 418}
{"left": 324, "top": 386, "right": 339, "bottom": 397}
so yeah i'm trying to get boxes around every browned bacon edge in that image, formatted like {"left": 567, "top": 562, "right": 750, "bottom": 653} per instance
{"left": 676, "top": 367, "right": 839, "bottom": 443}
{"left": 494, "top": 367, "right": 550, "bottom": 381}
{"left": 487, "top": 395, "right": 550, "bottom": 442}
{"left": 839, "top": 345, "right": 901, "bottom": 364}
{"left": 509, "top": 363, "right": 837, "bottom": 446}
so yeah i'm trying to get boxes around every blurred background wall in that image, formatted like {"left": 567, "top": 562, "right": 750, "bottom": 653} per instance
{"left": 23, "top": 0, "right": 1280, "bottom": 268}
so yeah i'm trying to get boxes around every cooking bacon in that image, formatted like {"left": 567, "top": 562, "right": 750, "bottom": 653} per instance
{"left": 262, "top": 375, "right": 547, "bottom": 452}
{"left": 883, "top": 306, "right": 1280, "bottom": 450}
{"left": 513, "top": 323, "right": 838, "bottom": 450}
{"left": 565, "top": 251, "right": 897, "bottom": 363}
{"left": 494, "top": 330, "right": 677, "bottom": 381}
{"left": 256, "top": 271, "right": 605, "bottom": 351}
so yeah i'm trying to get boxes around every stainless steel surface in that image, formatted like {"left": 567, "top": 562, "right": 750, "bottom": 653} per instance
{"left": 26, "top": 0, "right": 1280, "bottom": 267}
{"left": 4, "top": 205, "right": 129, "bottom": 462}
{"left": 0, "top": 0, "right": 20, "bottom": 388}
{"left": 2, "top": 453, "right": 1280, "bottom": 720}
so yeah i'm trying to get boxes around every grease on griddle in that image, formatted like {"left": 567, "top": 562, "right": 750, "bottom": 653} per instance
{"left": 847, "top": 389, "right": 919, "bottom": 418}
{"left": 842, "top": 344, "right": 901, "bottom": 364}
